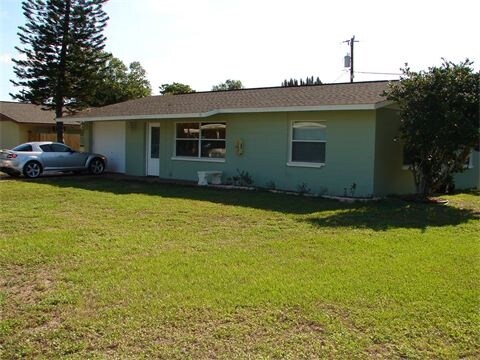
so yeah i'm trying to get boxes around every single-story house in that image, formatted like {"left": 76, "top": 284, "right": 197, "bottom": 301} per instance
{"left": 66, "top": 81, "right": 479, "bottom": 196}
{"left": 0, "top": 101, "right": 80, "bottom": 150}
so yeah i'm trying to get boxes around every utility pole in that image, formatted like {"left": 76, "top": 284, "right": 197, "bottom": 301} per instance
{"left": 349, "top": 35, "right": 355, "bottom": 83}
{"left": 343, "top": 35, "right": 359, "bottom": 83}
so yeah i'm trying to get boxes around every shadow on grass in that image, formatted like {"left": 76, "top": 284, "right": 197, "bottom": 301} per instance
{"left": 303, "top": 202, "right": 479, "bottom": 231}
{"left": 12, "top": 175, "right": 480, "bottom": 231}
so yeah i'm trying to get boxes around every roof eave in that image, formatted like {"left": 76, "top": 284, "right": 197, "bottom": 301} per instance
{"left": 374, "top": 100, "right": 395, "bottom": 109}
{"left": 64, "top": 103, "right": 390, "bottom": 122}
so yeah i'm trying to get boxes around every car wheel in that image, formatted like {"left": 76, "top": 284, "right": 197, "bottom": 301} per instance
{"left": 23, "top": 161, "right": 42, "bottom": 178}
{"left": 89, "top": 158, "right": 105, "bottom": 175}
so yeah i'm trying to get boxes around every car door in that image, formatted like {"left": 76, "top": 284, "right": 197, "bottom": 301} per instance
{"left": 49, "top": 143, "right": 88, "bottom": 169}
{"left": 38, "top": 144, "right": 57, "bottom": 169}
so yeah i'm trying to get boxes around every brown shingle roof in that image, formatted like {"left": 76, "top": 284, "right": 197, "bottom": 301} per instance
{"left": 68, "top": 81, "right": 393, "bottom": 120}
{"left": 0, "top": 101, "right": 56, "bottom": 124}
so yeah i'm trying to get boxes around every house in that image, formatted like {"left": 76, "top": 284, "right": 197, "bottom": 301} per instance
{"left": 0, "top": 101, "right": 80, "bottom": 149}
{"left": 66, "top": 81, "right": 479, "bottom": 196}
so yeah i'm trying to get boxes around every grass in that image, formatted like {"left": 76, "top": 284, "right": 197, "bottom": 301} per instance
{"left": 0, "top": 176, "right": 479, "bottom": 359}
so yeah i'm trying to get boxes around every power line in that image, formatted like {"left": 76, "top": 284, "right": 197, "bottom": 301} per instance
{"left": 355, "top": 71, "right": 402, "bottom": 76}
{"left": 332, "top": 70, "right": 348, "bottom": 83}
{"left": 340, "top": 36, "right": 402, "bottom": 79}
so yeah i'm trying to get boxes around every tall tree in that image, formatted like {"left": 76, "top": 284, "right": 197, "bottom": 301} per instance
{"left": 125, "top": 61, "right": 151, "bottom": 99}
{"left": 281, "top": 76, "right": 322, "bottom": 87}
{"left": 11, "top": 0, "right": 109, "bottom": 142}
{"left": 384, "top": 60, "right": 479, "bottom": 197}
{"left": 89, "top": 54, "right": 151, "bottom": 107}
{"left": 212, "top": 79, "right": 243, "bottom": 91}
{"left": 159, "top": 82, "right": 195, "bottom": 95}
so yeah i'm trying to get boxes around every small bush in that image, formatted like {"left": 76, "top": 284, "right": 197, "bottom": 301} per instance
{"left": 296, "top": 182, "right": 311, "bottom": 194}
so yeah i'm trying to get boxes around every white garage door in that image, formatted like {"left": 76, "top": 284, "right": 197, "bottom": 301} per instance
{"left": 92, "top": 121, "right": 126, "bottom": 173}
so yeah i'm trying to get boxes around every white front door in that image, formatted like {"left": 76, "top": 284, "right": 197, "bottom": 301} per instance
{"left": 146, "top": 123, "right": 160, "bottom": 176}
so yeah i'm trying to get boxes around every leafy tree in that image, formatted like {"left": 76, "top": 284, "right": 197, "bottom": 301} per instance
{"left": 126, "top": 62, "right": 151, "bottom": 99}
{"left": 384, "top": 60, "right": 479, "bottom": 197}
{"left": 212, "top": 79, "right": 244, "bottom": 91}
{"left": 89, "top": 54, "right": 151, "bottom": 107}
{"left": 159, "top": 82, "right": 195, "bottom": 95}
{"left": 282, "top": 76, "right": 322, "bottom": 87}
{"left": 11, "top": 0, "right": 109, "bottom": 142}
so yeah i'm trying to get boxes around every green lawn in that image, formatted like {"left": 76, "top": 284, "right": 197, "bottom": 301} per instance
{"left": 1, "top": 177, "right": 479, "bottom": 359}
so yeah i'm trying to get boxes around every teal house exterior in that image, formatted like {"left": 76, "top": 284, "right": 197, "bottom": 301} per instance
{"left": 69, "top": 81, "right": 479, "bottom": 197}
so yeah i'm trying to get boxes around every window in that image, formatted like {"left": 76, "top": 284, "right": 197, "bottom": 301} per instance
{"left": 12, "top": 144, "right": 33, "bottom": 152}
{"left": 290, "top": 121, "right": 326, "bottom": 164}
{"left": 40, "top": 143, "right": 71, "bottom": 152}
{"left": 150, "top": 127, "right": 160, "bottom": 159}
{"left": 175, "top": 122, "right": 226, "bottom": 159}
{"left": 40, "top": 144, "right": 53, "bottom": 152}
{"left": 50, "top": 143, "right": 72, "bottom": 152}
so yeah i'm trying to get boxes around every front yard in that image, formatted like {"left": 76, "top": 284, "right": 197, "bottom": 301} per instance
{"left": 0, "top": 177, "right": 479, "bottom": 358}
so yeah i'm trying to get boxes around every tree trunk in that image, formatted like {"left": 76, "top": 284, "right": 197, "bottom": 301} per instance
{"left": 412, "top": 167, "right": 428, "bottom": 199}
{"left": 55, "top": 121, "right": 64, "bottom": 143}
{"left": 55, "top": 105, "right": 64, "bottom": 144}
{"left": 55, "top": 0, "right": 72, "bottom": 143}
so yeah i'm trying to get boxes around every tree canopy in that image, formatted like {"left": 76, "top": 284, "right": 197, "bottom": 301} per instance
{"left": 89, "top": 54, "right": 151, "bottom": 107}
{"left": 212, "top": 79, "right": 244, "bottom": 91}
{"left": 282, "top": 76, "right": 322, "bottom": 87}
{"left": 159, "top": 82, "right": 195, "bottom": 95}
{"left": 384, "top": 59, "right": 479, "bottom": 196}
{"left": 11, "top": 0, "right": 109, "bottom": 141}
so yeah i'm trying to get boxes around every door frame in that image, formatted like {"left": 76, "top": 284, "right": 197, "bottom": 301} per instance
{"left": 146, "top": 122, "right": 160, "bottom": 176}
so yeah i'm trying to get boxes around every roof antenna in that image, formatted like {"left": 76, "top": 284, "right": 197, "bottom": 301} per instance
{"left": 343, "top": 35, "right": 359, "bottom": 83}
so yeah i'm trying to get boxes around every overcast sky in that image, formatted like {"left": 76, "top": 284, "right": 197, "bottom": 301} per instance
{"left": 1, "top": 0, "right": 479, "bottom": 100}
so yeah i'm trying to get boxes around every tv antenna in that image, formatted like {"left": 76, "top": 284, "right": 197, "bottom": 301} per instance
{"left": 343, "top": 35, "right": 359, "bottom": 82}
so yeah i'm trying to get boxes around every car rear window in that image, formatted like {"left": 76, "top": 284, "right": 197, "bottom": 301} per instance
{"left": 12, "top": 144, "right": 33, "bottom": 151}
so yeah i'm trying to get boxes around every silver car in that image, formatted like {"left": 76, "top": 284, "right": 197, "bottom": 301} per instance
{"left": 0, "top": 142, "right": 107, "bottom": 178}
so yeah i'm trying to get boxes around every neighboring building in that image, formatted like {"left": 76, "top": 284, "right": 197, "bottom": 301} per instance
{"left": 0, "top": 101, "right": 80, "bottom": 149}
{"left": 66, "top": 81, "right": 479, "bottom": 196}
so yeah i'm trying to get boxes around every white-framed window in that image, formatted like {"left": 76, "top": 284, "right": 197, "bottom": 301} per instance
{"left": 175, "top": 122, "right": 226, "bottom": 159}
{"left": 289, "top": 121, "right": 326, "bottom": 165}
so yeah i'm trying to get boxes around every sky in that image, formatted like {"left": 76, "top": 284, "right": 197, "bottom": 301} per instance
{"left": 1, "top": 0, "right": 479, "bottom": 101}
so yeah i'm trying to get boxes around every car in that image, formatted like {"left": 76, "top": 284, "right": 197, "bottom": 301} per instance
{"left": 0, "top": 141, "right": 107, "bottom": 178}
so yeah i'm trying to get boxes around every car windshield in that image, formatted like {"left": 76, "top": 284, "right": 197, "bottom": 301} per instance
{"left": 12, "top": 144, "right": 33, "bottom": 151}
